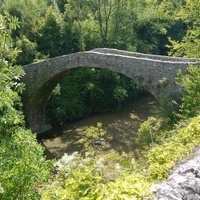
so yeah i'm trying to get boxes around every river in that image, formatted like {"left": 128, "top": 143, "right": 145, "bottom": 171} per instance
{"left": 39, "top": 94, "right": 158, "bottom": 159}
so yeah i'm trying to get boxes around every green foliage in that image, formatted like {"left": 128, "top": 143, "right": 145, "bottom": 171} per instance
{"left": 40, "top": 113, "right": 200, "bottom": 199}
{"left": 34, "top": 6, "right": 79, "bottom": 58}
{"left": 1, "top": 0, "right": 49, "bottom": 39}
{"left": 15, "top": 35, "right": 38, "bottom": 65}
{"left": 136, "top": 111, "right": 200, "bottom": 183}
{"left": 167, "top": 0, "right": 200, "bottom": 58}
{"left": 0, "top": 13, "right": 24, "bottom": 135}
{"left": 64, "top": 0, "right": 91, "bottom": 51}
{"left": 173, "top": 65, "right": 200, "bottom": 119}
{"left": 0, "top": 64, "right": 25, "bottom": 135}
{"left": 55, "top": 0, "right": 68, "bottom": 13}
{"left": 92, "top": 0, "right": 135, "bottom": 48}
{"left": 168, "top": 25, "right": 200, "bottom": 58}
{"left": 104, "top": 174, "right": 151, "bottom": 200}
{"left": 136, "top": 116, "right": 172, "bottom": 149}
{"left": 79, "top": 122, "right": 107, "bottom": 152}
{"left": 41, "top": 149, "right": 152, "bottom": 199}
{"left": 0, "top": 129, "right": 53, "bottom": 199}
{"left": 136, "top": 65, "right": 200, "bottom": 181}
{"left": 113, "top": 87, "right": 128, "bottom": 101}
{"left": 1, "top": 1, "right": 200, "bottom": 199}
{"left": 1, "top": 0, "right": 191, "bottom": 60}
{"left": 0, "top": 13, "right": 21, "bottom": 64}
{"left": 62, "top": 0, "right": 180, "bottom": 53}
{"left": 0, "top": 0, "right": 65, "bottom": 64}
{"left": 0, "top": 13, "right": 53, "bottom": 199}
{"left": 35, "top": 7, "right": 62, "bottom": 57}
{"left": 46, "top": 68, "right": 145, "bottom": 126}
{"left": 146, "top": 115, "right": 200, "bottom": 181}
{"left": 132, "top": 0, "right": 180, "bottom": 54}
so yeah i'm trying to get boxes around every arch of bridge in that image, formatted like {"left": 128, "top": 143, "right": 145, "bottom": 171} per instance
{"left": 22, "top": 48, "right": 198, "bottom": 133}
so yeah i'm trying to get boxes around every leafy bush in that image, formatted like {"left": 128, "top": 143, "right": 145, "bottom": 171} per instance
{"left": 174, "top": 65, "right": 200, "bottom": 119}
{"left": 0, "top": 129, "right": 53, "bottom": 199}
{"left": 40, "top": 123, "right": 152, "bottom": 199}
{"left": 137, "top": 64, "right": 200, "bottom": 150}
{"left": 146, "top": 115, "right": 200, "bottom": 181}
{"left": 41, "top": 151, "right": 152, "bottom": 200}
{"left": 46, "top": 68, "right": 145, "bottom": 126}
{"left": 78, "top": 122, "right": 106, "bottom": 152}
{"left": 136, "top": 116, "right": 172, "bottom": 149}
{"left": 0, "top": 13, "right": 53, "bottom": 199}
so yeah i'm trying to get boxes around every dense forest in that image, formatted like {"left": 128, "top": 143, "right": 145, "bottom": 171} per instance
{"left": 0, "top": 0, "right": 200, "bottom": 199}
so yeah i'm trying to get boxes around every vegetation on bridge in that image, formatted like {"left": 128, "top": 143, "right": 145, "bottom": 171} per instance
{"left": 0, "top": 0, "right": 200, "bottom": 199}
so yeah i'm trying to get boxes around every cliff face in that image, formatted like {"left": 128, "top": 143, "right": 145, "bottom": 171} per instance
{"left": 153, "top": 146, "right": 200, "bottom": 200}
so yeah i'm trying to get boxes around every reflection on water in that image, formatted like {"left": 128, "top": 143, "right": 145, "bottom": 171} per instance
{"left": 39, "top": 94, "right": 158, "bottom": 159}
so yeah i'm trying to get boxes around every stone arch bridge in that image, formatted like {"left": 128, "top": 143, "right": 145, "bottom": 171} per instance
{"left": 22, "top": 48, "right": 199, "bottom": 133}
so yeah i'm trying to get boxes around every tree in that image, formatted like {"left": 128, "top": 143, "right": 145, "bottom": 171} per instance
{"left": 89, "top": 0, "right": 135, "bottom": 48}
{"left": 64, "top": 0, "right": 135, "bottom": 50}
{"left": 2, "top": 0, "right": 47, "bottom": 40}
{"left": 0, "top": 0, "right": 50, "bottom": 64}
{"left": 34, "top": 7, "right": 63, "bottom": 57}
{"left": 33, "top": 6, "right": 79, "bottom": 58}
{"left": 55, "top": 0, "right": 68, "bottom": 13}
{"left": 1, "top": 0, "right": 49, "bottom": 39}
{"left": 64, "top": 0, "right": 92, "bottom": 51}
{"left": 15, "top": 35, "right": 38, "bottom": 65}
{"left": 131, "top": 0, "right": 183, "bottom": 54}
{"left": 0, "top": 13, "right": 53, "bottom": 199}
{"left": 168, "top": 0, "right": 200, "bottom": 58}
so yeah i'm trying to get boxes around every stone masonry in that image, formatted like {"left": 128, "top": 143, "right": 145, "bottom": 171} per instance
{"left": 22, "top": 48, "right": 199, "bottom": 133}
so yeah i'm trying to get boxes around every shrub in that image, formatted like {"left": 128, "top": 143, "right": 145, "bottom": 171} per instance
{"left": 136, "top": 116, "right": 172, "bottom": 149}
{"left": 41, "top": 124, "right": 152, "bottom": 200}
{"left": 0, "top": 129, "right": 53, "bottom": 199}
{"left": 0, "top": 13, "right": 53, "bottom": 199}
{"left": 41, "top": 150, "right": 152, "bottom": 200}
{"left": 146, "top": 115, "right": 200, "bottom": 181}
{"left": 78, "top": 122, "right": 106, "bottom": 152}
{"left": 174, "top": 65, "right": 200, "bottom": 119}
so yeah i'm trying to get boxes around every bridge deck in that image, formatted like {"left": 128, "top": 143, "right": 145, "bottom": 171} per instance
{"left": 90, "top": 48, "right": 199, "bottom": 63}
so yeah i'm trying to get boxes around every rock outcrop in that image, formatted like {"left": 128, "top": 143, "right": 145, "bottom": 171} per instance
{"left": 153, "top": 146, "right": 200, "bottom": 200}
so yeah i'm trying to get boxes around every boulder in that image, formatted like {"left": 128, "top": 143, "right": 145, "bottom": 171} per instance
{"left": 153, "top": 146, "right": 200, "bottom": 200}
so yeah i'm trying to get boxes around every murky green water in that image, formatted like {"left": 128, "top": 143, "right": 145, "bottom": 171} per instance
{"left": 40, "top": 94, "right": 158, "bottom": 159}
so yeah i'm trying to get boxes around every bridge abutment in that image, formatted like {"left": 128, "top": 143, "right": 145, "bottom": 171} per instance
{"left": 25, "top": 113, "right": 51, "bottom": 134}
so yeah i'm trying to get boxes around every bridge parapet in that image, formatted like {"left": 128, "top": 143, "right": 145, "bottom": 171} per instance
{"left": 90, "top": 48, "right": 199, "bottom": 62}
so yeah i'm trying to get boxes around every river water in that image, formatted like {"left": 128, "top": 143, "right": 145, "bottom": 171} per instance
{"left": 39, "top": 94, "right": 158, "bottom": 159}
